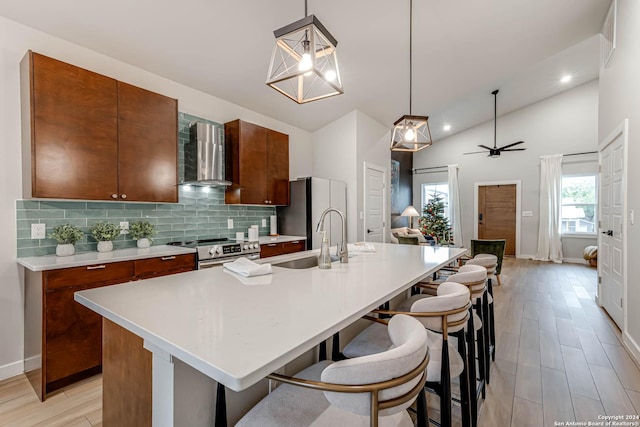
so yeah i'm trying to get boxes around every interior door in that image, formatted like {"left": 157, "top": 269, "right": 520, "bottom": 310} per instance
{"left": 478, "top": 184, "right": 516, "bottom": 255}
{"left": 599, "top": 133, "right": 624, "bottom": 327}
{"left": 364, "top": 164, "right": 385, "bottom": 242}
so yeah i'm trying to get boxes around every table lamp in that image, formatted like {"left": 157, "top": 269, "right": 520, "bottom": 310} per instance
{"left": 401, "top": 205, "right": 420, "bottom": 228}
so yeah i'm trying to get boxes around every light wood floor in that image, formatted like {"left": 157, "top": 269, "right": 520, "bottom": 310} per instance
{"left": 1, "top": 258, "right": 639, "bottom": 426}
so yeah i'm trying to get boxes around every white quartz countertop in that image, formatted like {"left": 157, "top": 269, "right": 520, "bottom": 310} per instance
{"left": 257, "top": 235, "right": 306, "bottom": 244}
{"left": 17, "top": 245, "right": 196, "bottom": 271}
{"left": 75, "top": 243, "right": 466, "bottom": 392}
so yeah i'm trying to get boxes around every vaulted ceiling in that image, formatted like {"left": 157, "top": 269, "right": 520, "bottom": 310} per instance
{"left": 0, "top": 0, "right": 609, "bottom": 140}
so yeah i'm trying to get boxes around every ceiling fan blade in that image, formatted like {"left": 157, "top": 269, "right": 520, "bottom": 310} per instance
{"left": 501, "top": 148, "right": 527, "bottom": 152}
{"left": 463, "top": 151, "right": 488, "bottom": 155}
{"left": 498, "top": 141, "right": 525, "bottom": 150}
{"left": 477, "top": 145, "right": 493, "bottom": 150}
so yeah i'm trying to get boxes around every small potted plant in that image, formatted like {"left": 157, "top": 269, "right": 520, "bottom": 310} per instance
{"left": 90, "top": 221, "right": 120, "bottom": 253}
{"left": 49, "top": 224, "right": 84, "bottom": 257}
{"left": 130, "top": 221, "right": 155, "bottom": 248}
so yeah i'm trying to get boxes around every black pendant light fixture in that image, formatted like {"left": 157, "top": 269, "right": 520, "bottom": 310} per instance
{"left": 266, "top": 0, "right": 343, "bottom": 104}
{"left": 391, "top": 0, "right": 432, "bottom": 152}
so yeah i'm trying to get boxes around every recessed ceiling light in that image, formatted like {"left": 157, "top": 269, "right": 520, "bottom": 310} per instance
{"left": 443, "top": 124, "right": 451, "bottom": 131}
{"left": 561, "top": 75, "right": 572, "bottom": 83}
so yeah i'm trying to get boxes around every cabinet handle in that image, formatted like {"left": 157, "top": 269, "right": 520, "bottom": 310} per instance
{"left": 111, "top": 194, "right": 118, "bottom": 199}
{"left": 267, "top": 243, "right": 277, "bottom": 247}
{"left": 161, "top": 256, "right": 176, "bottom": 261}
{"left": 291, "top": 241, "right": 300, "bottom": 244}
{"left": 86, "top": 265, "right": 106, "bottom": 270}
{"left": 121, "top": 194, "right": 127, "bottom": 199}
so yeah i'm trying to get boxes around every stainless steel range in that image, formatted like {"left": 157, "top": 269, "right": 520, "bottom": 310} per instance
{"left": 168, "top": 238, "right": 260, "bottom": 269}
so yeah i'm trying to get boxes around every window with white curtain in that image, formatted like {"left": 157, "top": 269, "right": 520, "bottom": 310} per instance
{"left": 421, "top": 182, "right": 450, "bottom": 218}
{"left": 561, "top": 174, "right": 597, "bottom": 235}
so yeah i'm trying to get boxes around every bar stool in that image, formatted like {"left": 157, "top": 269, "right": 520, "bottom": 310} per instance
{"left": 236, "top": 314, "right": 430, "bottom": 427}
{"left": 465, "top": 255, "right": 498, "bottom": 362}
{"left": 343, "top": 282, "right": 473, "bottom": 427}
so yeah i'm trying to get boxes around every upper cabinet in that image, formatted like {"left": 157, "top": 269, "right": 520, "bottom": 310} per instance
{"left": 224, "top": 119, "right": 289, "bottom": 205}
{"left": 20, "top": 51, "right": 178, "bottom": 203}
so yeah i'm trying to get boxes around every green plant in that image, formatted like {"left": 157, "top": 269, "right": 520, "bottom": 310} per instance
{"left": 418, "top": 192, "right": 452, "bottom": 243}
{"left": 90, "top": 221, "right": 120, "bottom": 242}
{"left": 48, "top": 224, "right": 84, "bottom": 245}
{"left": 130, "top": 221, "right": 156, "bottom": 240}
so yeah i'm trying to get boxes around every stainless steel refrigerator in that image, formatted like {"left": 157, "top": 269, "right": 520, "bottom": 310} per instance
{"left": 277, "top": 177, "right": 347, "bottom": 250}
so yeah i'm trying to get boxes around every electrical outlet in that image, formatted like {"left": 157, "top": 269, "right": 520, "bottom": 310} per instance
{"left": 262, "top": 218, "right": 267, "bottom": 227}
{"left": 31, "top": 223, "right": 46, "bottom": 239}
{"left": 228, "top": 218, "right": 234, "bottom": 229}
{"left": 120, "top": 221, "right": 129, "bottom": 235}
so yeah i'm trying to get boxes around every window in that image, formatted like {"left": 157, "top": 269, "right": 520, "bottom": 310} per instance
{"left": 561, "top": 175, "right": 597, "bottom": 235}
{"left": 421, "top": 182, "right": 449, "bottom": 218}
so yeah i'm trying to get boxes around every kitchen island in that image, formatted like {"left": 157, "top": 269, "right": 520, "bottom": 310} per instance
{"left": 75, "top": 243, "right": 467, "bottom": 426}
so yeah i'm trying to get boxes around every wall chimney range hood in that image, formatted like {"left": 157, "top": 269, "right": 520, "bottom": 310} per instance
{"left": 183, "top": 121, "right": 231, "bottom": 187}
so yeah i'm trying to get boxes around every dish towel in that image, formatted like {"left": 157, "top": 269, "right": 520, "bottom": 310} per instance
{"left": 347, "top": 242, "right": 377, "bottom": 254}
{"left": 223, "top": 257, "right": 272, "bottom": 277}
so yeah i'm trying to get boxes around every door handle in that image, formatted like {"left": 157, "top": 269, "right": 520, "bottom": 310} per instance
{"left": 601, "top": 230, "right": 613, "bottom": 236}
{"left": 367, "top": 229, "right": 373, "bottom": 234}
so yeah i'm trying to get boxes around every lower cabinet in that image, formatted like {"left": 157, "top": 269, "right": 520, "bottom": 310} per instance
{"left": 24, "top": 253, "right": 195, "bottom": 401}
{"left": 260, "top": 240, "right": 306, "bottom": 258}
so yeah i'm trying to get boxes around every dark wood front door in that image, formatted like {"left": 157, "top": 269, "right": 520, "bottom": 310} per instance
{"left": 478, "top": 184, "right": 516, "bottom": 256}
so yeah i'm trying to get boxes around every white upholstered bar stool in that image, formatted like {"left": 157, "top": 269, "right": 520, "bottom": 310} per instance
{"left": 236, "top": 314, "right": 429, "bottom": 427}
{"left": 443, "top": 265, "right": 490, "bottom": 405}
{"left": 464, "top": 255, "right": 498, "bottom": 362}
{"left": 342, "top": 282, "right": 473, "bottom": 427}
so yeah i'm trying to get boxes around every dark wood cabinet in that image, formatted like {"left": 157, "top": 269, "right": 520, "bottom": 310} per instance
{"left": 134, "top": 254, "right": 196, "bottom": 279}
{"left": 260, "top": 240, "right": 306, "bottom": 258}
{"left": 20, "top": 51, "right": 178, "bottom": 202}
{"left": 224, "top": 119, "right": 289, "bottom": 205}
{"left": 24, "top": 253, "right": 195, "bottom": 401}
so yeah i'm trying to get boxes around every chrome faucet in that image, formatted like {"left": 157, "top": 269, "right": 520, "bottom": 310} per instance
{"left": 316, "top": 208, "right": 349, "bottom": 263}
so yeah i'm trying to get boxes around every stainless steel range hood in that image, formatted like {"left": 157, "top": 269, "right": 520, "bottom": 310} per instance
{"left": 183, "top": 121, "right": 232, "bottom": 187}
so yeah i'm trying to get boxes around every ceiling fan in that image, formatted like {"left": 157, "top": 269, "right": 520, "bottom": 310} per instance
{"left": 464, "top": 89, "right": 526, "bottom": 157}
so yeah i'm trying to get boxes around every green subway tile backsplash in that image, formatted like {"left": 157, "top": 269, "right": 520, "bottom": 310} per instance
{"left": 16, "top": 112, "right": 276, "bottom": 258}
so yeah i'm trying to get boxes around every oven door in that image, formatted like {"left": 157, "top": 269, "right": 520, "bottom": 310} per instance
{"left": 198, "top": 254, "right": 260, "bottom": 269}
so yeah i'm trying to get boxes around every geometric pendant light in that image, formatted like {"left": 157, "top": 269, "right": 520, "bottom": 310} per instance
{"left": 391, "top": 0, "right": 432, "bottom": 152}
{"left": 266, "top": 0, "right": 343, "bottom": 104}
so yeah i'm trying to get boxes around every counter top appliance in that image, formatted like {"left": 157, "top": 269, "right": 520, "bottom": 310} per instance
{"left": 168, "top": 237, "right": 259, "bottom": 269}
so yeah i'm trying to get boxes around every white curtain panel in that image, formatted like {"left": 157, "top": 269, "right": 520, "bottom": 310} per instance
{"left": 447, "top": 164, "right": 463, "bottom": 246}
{"left": 534, "top": 154, "right": 564, "bottom": 263}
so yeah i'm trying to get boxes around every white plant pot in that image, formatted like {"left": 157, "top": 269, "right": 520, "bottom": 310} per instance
{"left": 97, "top": 241, "right": 113, "bottom": 253}
{"left": 137, "top": 238, "right": 151, "bottom": 248}
{"left": 56, "top": 244, "right": 75, "bottom": 257}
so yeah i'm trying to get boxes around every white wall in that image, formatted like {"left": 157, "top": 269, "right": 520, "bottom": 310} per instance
{"left": 313, "top": 111, "right": 359, "bottom": 242}
{"left": 0, "top": 15, "right": 314, "bottom": 379}
{"left": 412, "top": 81, "right": 599, "bottom": 258}
{"left": 355, "top": 111, "right": 391, "bottom": 242}
{"left": 597, "top": 0, "right": 640, "bottom": 361}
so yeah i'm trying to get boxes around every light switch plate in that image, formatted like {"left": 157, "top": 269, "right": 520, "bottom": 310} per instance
{"left": 228, "top": 218, "right": 234, "bottom": 229}
{"left": 262, "top": 218, "right": 267, "bottom": 227}
{"left": 31, "top": 223, "right": 46, "bottom": 239}
{"left": 119, "top": 221, "right": 129, "bottom": 235}
{"left": 522, "top": 211, "right": 533, "bottom": 217}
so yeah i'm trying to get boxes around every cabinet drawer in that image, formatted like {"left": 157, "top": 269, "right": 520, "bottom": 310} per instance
{"left": 134, "top": 254, "right": 196, "bottom": 279}
{"left": 282, "top": 240, "right": 305, "bottom": 254}
{"left": 45, "top": 261, "right": 135, "bottom": 291}
{"left": 260, "top": 241, "right": 306, "bottom": 258}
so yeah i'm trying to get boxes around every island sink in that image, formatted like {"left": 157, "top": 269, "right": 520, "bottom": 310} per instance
{"left": 273, "top": 255, "right": 339, "bottom": 269}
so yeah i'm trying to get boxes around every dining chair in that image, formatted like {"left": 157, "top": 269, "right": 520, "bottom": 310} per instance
{"left": 236, "top": 314, "right": 430, "bottom": 427}
{"left": 342, "top": 282, "right": 473, "bottom": 427}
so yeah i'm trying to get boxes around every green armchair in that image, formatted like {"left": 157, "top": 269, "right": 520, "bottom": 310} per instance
{"left": 470, "top": 239, "right": 506, "bottom": 285}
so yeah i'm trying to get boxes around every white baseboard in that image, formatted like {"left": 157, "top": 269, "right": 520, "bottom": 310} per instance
{"left": 563, "top": 257, "right": 588, "bottom": 265}
{"left": 0, "top": 360, "right": 24, "bottom": 381}
{"left": 623, "top": 331, "right": 640, "bottom": 366}
{"left": 517, "top": 254, "right": 535, "bottom": 259}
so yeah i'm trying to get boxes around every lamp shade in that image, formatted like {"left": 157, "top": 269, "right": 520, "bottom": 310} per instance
{"left": 401, "top": 205, "right": 420, "bottom": 217}
{"left": 266, "top": 15, "right": 343, "bottom": 104}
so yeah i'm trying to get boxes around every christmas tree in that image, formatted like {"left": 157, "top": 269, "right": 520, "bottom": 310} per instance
{"left": 418, "top": 192, "right": 452, "bottom": 243}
